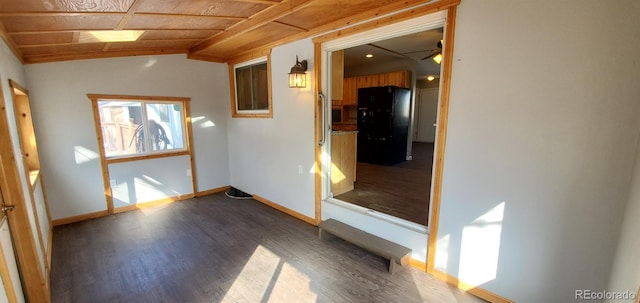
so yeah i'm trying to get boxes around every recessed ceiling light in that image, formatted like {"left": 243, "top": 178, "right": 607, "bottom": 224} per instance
{"left": 78, "top": 30, "right": 145, "bottom": 43}
{"left": 365, "top": 54, "right": 373, "bottom": 58}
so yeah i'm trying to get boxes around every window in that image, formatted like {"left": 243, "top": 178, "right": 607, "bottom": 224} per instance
{"left": 229, "top": 54, "right": 272, "bottom": 118}
{"left": 88, "top": 95, "right": 190, "bottom": 159}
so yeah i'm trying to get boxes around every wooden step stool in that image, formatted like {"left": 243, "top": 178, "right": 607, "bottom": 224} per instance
{"left": 318, "top": 219, "right": 412, "bottom": 273}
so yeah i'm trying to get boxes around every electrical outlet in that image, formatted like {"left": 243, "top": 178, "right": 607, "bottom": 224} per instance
{"left": 186, "top": 169, "right": 191, "bottom": 177}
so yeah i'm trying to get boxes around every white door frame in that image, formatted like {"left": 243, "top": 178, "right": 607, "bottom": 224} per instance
{"left": 314, "top": 11, "right": 449, "bottom": 262}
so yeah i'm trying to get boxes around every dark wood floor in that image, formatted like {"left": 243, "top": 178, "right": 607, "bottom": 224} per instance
{"left": 335, "top": 142, "right": 434, "bottom": 226}
{"left": 51, "top": 193, "right": 483, "bottom": 303}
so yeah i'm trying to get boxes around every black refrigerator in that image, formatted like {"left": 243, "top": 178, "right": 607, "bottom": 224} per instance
{"left": 357, "top": 86, "right": 410, "bottom": 166}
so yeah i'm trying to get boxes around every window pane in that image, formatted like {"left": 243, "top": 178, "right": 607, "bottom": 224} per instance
{"left": 252, "top": 64, "right": 269, "bottom": 110}
{"left": 235, "top": 62, "right": 268, "bottom": 111}
{"left": 98, "top": 101, "right": 143, "bottom": 157}
{"left": 145, "top": 103, "right": 184, "bottom": 152}
{"left": 236, "top": 66, "right": 253, "bottom": 111}
{"left": 98, "top": 100, "right": 186, "bottom": 158}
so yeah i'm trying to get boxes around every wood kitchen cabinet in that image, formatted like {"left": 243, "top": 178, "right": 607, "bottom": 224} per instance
{"left": 340, "top": 71, "right": 411, "bottom": 110}
{"left": 342, "top": 77, "right": 357, "bottom": 106}
{"left": 331, "top": 50, "right": 344, "bottom": 101}
{"left": 356, "top": 74, "right": 380, "bottom": 89}
{"left": 331, "top": 131, "right": 357, "bottom": 196}
{"left": 386, "top": 71, "right": 410, "bottom": 88}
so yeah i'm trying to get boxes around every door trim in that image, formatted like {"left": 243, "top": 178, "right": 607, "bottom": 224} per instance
{"left": 0, "top": 76, "right": 49, "bottom": 302}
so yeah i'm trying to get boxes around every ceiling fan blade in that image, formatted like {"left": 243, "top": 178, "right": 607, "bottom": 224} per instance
{"left": 367, "top": 43, "right": 413, "bottom": 60}
{"left": 421, "top": 51, "right": 440, "bottom": 61}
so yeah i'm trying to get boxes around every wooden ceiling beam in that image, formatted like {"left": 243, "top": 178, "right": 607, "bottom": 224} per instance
{"left": 233, "top": 0, "right": 281, "bottom": 5}
{"left": 8, "top": 28, "right": 223, "bottom": 35}
{"left": 131, "top": 12, "right": 246, "bottom": 21}
{"left": 116, "top": 0, "right": 143, "bottom": 30}
{"left": 312, "top": 0, "right": 460, "bottom": 44}
{"left": 228, "top": 0, "right": 455, "bottom": 62}
{"left": 272, "top": 21, "right": 308, "bottom": 32}
{"left": 189, "top": 0, "right": 315, "bottom": 54}
{"left": 0, "top": 12, "right": 125, "bottom": 17}
{"left": 106, "top": 0, "right": 145, "bottom": 50}
{"left": 17, "top": 38, "right": 201, "bottom": 48}
{"left": 23, "top": 49, "right": 187, "bottom": 64}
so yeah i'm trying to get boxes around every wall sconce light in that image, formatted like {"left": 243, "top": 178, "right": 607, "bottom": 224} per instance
{"left": 289, "top": 56, "right": 308, "bottom": 88}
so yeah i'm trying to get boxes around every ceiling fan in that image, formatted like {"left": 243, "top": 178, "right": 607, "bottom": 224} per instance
{"left": 421, "top": 40, "right": 443, "bottom": 64}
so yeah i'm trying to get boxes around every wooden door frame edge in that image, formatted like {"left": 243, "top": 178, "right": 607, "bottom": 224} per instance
{"left": 0, "top": 75, "right": 49, "bottom": 302}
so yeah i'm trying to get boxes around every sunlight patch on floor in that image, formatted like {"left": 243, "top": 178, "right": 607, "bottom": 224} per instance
{"left": 222, "top": 245, "right": 317, "bottom": 303}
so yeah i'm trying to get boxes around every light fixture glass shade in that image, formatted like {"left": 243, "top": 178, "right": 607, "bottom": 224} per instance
{"left": 427, "top": 75, "right": 435, "bottom": 81}
{"left": 433, "top": 53, "right": 443, "bottom": 64}
{"left": 288, "top": 56, "right": 308, "bottom": 88}
{"left": 289, "top": 73, "right": 306, "bottom": 88}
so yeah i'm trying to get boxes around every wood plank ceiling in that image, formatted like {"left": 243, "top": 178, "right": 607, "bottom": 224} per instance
{"left": 0, "top": 0, "right": 437, "bottom": 64}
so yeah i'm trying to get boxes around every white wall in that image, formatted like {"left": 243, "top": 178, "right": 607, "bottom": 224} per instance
{"left": 607, "top": 140, "right": 640, "bottom": 302}
{"left": 109, "top": 155, "right": 193, "bottom": 207}
{"left": 437, "top": 0, "right": 640, "bottom": 302}
{"left": 24, "top": 54, "right": 231, "bottom": 220}
{"left": 227, "top": 38, "right": 316, "bottom": 218}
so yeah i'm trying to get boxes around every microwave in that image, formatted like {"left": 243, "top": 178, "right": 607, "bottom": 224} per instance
{"left": 332, "top": 108, "right": 342, "bottom": 123}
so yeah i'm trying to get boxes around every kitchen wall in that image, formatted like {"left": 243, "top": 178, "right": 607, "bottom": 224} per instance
{"left": 24, "top": 54, "right": 231, "bottom": 220}
{"left": 227, "top": 38, "right": 316, "bottom": 219}
{"left": 438, "top": 0, "right": 640, "bottom": 301}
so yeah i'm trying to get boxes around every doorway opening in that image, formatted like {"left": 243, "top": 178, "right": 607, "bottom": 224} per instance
{"left": 327, "top": 28, "right": 444, "bottom": 227}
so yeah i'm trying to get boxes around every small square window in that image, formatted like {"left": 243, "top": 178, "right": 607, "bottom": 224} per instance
{"left": 229, "top": 55, "right": 272, "bottom": 118}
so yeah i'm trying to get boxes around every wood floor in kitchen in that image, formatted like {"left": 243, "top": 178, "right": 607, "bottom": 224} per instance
{"left": 335, "top": 142, "right": 434, "bottom": 226}
{"left": 50, "top": 192, "right": 483, "bottom": 303}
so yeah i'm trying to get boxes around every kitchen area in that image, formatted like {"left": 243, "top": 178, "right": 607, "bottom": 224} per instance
{"left": 329, "top": 49, "right": 412, "bottom": 197}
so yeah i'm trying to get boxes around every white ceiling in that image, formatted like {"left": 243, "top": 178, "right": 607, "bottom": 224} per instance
{"left": 343, "top": 28, "right": 444, "bottom": 79}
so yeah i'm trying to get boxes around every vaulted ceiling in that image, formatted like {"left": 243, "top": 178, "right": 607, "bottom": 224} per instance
{"left": 0, "top": 0, "right": 442, "bottom": 64}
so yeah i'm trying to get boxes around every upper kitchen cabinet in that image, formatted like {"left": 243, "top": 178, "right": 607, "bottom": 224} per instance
{"left": 331, "top": 50, "right": 345, "bottom": 105}
{"left": 356, "top": 74, "right": 380, "bottom": 89}
{"left": 341, "top": 70, "right": 412, "bottom": 106}
{"left": 386, "top": 71, "right": 411, "bottom": 88}
{"left": 342, "top": 77, "right": 358, "bottom": 106}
